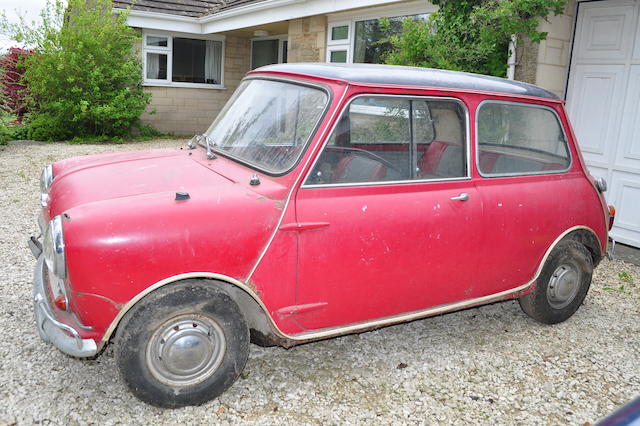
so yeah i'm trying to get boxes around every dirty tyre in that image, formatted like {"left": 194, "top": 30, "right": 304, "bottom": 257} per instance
{"left": 115, "top": 281, "right": 249, "bottom": 408}
{"left": 519, "top": 240, "right": 593, "bottom": 324}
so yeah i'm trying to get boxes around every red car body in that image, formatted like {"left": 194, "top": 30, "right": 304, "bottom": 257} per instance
{"left": 32, "top": 64, "right": 612, "bottom": 406}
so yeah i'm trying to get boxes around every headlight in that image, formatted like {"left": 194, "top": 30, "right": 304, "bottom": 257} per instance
{"left": 40, "top": 164, "right": 54, "bottom": 193}
{"left": 43, "top": 215, "right": 67, "bottom": 279}
{"left": 40, "top": 164, "right": 54, "bottom": 208}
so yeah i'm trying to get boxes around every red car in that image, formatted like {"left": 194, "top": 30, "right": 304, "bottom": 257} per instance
{"left": 30, "top": 63, "right": 614, "bottom": 408}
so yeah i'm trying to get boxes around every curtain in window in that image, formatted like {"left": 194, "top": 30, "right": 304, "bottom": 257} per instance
{"left": 147, "top": 53, "right": 160, "bottom": 79}
{"left": 205, "top": 40, "right": 222, "bottom": 84}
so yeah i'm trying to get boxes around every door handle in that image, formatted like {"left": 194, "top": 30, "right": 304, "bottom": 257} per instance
{"left": 450, "top": 193, "right": 469, "bottom": 201}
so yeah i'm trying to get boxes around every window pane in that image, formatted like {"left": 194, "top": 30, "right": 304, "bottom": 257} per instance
{"left": 307, "top": 97, "right": 411, "bottom": 185}
{"left": 416, "top": 101, "right": 466, "bottom": 179}
{"left": 172, "top": 38, "right": 222, "bottom": 84}
{"left": 330, "top": 50, "right": 347, "bottom": 63}
{"left": 282, "top": 40, "right": 288, "bottom": 63}
{"left": 147, "top": 36, "right": 168, "bottom": 47}
{"left": 477, "top": 102, "right": 570, "bottom": 175}
{"left": 252, "top": 39, "right": 279, "bottom": 70}
{"left": 146, "top": 53, "right": 167, "bottom": 79}
{"left": 206, "top": 80, "right": 328, "bottom": 174}
{"left": 354, "top": 14, "right": 427, "bottom": 63}
{"left": 331, "top": 25, "right": 349, "bottom": 41}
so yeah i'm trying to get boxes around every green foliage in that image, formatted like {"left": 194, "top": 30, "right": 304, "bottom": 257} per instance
{"left": 9, "top": 124, "right": 28, "bottom": 140}
{"left": 382, "top": 0, "right": 567, "bottom": 77}
{"left": 1, "top": 0, "right": 151, "bottom": 141}
{"left": 0, "top": 122, "right": 11, "bottom": 144}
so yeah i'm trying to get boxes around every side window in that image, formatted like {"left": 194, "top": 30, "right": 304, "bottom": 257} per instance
{"left": 477, "top": 102, "right": 571, "bottom": 175}
{"left": 306, "top": 96, "right": 467, "bottom": 185}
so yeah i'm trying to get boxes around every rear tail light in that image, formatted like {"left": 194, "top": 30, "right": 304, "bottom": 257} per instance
{"left": 608, "top": 205, "right": 616, "bottom": 230}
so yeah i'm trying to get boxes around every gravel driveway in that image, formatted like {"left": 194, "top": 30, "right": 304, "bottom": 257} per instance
{"left": 1, "top": 140, "right": 638, "bottom": 425}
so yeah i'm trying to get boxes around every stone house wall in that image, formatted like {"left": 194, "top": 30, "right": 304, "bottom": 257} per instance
{"left": 140, "top": 35, "right": 251, "bottom": 135}
{"left": 530, "top": 0, "right": 577, "bottom": 98}
{"left": 287, "top": 16, "right": 327, "bottom": 62}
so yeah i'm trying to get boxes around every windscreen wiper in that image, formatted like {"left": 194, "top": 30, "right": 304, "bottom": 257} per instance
{"left": 202, "top": 134, "right": 217, "bottom": 160}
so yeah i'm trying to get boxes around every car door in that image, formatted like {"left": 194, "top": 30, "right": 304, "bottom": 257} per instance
{"left": 474, "top": 100, "right": 581, "bottom": 294}
{"left": 292, "top": 94, "right": 484, "bottom": 330}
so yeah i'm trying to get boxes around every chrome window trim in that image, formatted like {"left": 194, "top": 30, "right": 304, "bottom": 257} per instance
{"left": 204, "top": 76, "right": 333, "bottom": 177}
{"left": 475, "top": 99, "right": 573, "bottom": 178}
{"left": 300, "top": 93, "right": 471, "bottom": 189}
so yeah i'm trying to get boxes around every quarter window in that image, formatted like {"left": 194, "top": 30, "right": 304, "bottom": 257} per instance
{"left": 306, "top": 97, "right": 466, "bottom": 185}
{"left": 477, "top": 102, "right": 571, "bottom": 176}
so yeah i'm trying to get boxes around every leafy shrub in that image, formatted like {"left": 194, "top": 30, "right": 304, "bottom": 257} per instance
{"left": 0, "top": 47, "right": 31, "bottom": 121}
{"left": 382, "top": 0, "right": 566, "bottom": 77}
{"left": 0, "top": 123, "right": 12, "bottom": 144}
{"left": 1, "top": 0, "right": 151, "bottom": 141}
{"left": 9, "top": 124, "right": 28, "bottom": 140}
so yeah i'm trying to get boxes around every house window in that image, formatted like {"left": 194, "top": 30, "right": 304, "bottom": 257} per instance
{"left": 143, "top": 32, "right": 224, "bottom": 89}
{"left": 251, "top": 35, "right": 288, "bottom": 70}
{"left": 354, "top": 14, "right": 427, "bottom": 63}
{"left": 326, "top": 12, "right": 429, "bottom": 64}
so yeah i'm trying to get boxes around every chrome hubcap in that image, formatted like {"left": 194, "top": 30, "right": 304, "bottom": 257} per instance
{"left": 147, "top": 315, "right": 226, "bottom": 386}
{"left": 547, "top": 263, "right": 580, "bottom": 309}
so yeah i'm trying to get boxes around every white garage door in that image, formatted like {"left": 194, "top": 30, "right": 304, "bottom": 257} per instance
{"left": 566, "top": 0, "right": 640, "bottom": 247}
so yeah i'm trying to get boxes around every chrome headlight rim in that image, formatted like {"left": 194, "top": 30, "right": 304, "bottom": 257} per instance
{"left": 40, "top": 164, "right": 54, "bottom": 193}
{"left": 43, "top": 215, "right": 67, "bottom": 280}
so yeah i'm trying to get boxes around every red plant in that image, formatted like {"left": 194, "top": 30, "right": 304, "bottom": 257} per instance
{"left": 1, "top": 47, "right": 32, "bottom": 122}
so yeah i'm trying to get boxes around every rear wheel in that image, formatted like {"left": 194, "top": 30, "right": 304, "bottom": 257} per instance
{"left": 115, "top": 281, "right": 249, "bottom": 408}
{"left": 519, "top": 240, "right": 593, "bottom": 324}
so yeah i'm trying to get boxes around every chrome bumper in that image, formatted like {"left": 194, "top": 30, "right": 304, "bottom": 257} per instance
{"left": 33, "top": 255, "right": 98, "bottom": 358}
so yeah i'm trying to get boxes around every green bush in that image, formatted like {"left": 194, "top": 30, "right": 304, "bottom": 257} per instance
{"left": 382, "top": 0, "right": 566, "bottom": 77}
{"left": 1, "top": 0, "right": 151, "bottom": 141}
{"left": 9, "top": 124, "right": 28, "bottom": 140}
{"left": 0, "top": 123, "right": 11, "bottom": 144}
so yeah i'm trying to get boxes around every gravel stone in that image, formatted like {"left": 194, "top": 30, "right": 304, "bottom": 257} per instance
{"left": 1, "top": 140, "right": 638, "bottom": 424}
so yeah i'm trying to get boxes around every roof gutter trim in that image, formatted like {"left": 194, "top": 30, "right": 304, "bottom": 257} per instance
{"left": 116, "top": 0, "right": 407, "bottom": 33}
{"left": 199, "top": 0, "right": 303, "bottom": 23}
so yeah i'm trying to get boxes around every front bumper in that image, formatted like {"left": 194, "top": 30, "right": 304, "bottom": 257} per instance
{"left": 33, "top": 255, "right": 98, "bottom": 358}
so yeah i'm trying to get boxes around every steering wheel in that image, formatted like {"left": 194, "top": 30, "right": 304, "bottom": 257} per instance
{"left": 326, "top": 146, "right": 401, "bottom": 173}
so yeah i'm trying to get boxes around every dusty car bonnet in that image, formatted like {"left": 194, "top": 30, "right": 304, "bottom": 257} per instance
{"left": 46, "top": 148, "right": 262, "bottom": 218}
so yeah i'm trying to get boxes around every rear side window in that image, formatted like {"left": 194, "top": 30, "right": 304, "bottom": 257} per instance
{"left": 477, "top": 101, "right": 571, "bottom": 176}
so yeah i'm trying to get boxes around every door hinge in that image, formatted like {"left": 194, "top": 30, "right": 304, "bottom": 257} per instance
{"left": 279, "top": 222, "right": 330, "bottom": 231}
{"left": 275, "top": 302, "right": 328, "bottom": 317}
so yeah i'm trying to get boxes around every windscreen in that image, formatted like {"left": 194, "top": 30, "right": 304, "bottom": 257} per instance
{"left": 204, "top": 79, "right": 328, "bottom": 174}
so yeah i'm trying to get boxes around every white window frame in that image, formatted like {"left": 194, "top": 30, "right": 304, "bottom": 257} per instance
{"left": 250, "top": 34, "right": 288, "bottom": 69}
{"left": 142, "top": 30, "right": 225, "bottom": 90}
{"left": 326, "top": 20, "right": 352, "bottom": 63}
{"left": 326, "top": 1, "right": 437, "bottom": 64}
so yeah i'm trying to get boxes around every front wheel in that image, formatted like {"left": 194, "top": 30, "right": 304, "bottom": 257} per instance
{"left": 519, "top": 240, "right": 593, "bottom": 324}
{"left": 115, "top": 281, "right": 249, "bottom": 408}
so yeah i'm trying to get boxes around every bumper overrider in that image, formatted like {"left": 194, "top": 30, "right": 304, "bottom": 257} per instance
{"left": 33, "top": 254, "right": 98, "bottom": 358}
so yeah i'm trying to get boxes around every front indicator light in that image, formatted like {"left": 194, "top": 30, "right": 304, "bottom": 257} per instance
{"left": 608, "top": 205, "right": 616, "bottom": 230}
{"left": 54, "top": 294, "right": 68, "bottom": 311}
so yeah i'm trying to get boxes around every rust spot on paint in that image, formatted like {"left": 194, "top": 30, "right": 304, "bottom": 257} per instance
{"left": 244, "top": 278, "right": 259, "bottom": 294}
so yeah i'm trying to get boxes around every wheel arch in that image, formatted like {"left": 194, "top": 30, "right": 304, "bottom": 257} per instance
{"left": 562, "top": 228, "right": 603, "bottom": 267}
{"left": 101, "top": 273, "right": 284, "bottom": 349}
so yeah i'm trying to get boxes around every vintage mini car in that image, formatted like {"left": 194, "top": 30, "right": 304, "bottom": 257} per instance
{"left": 30, "top": 63, "right": 615, "bottom": 408}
